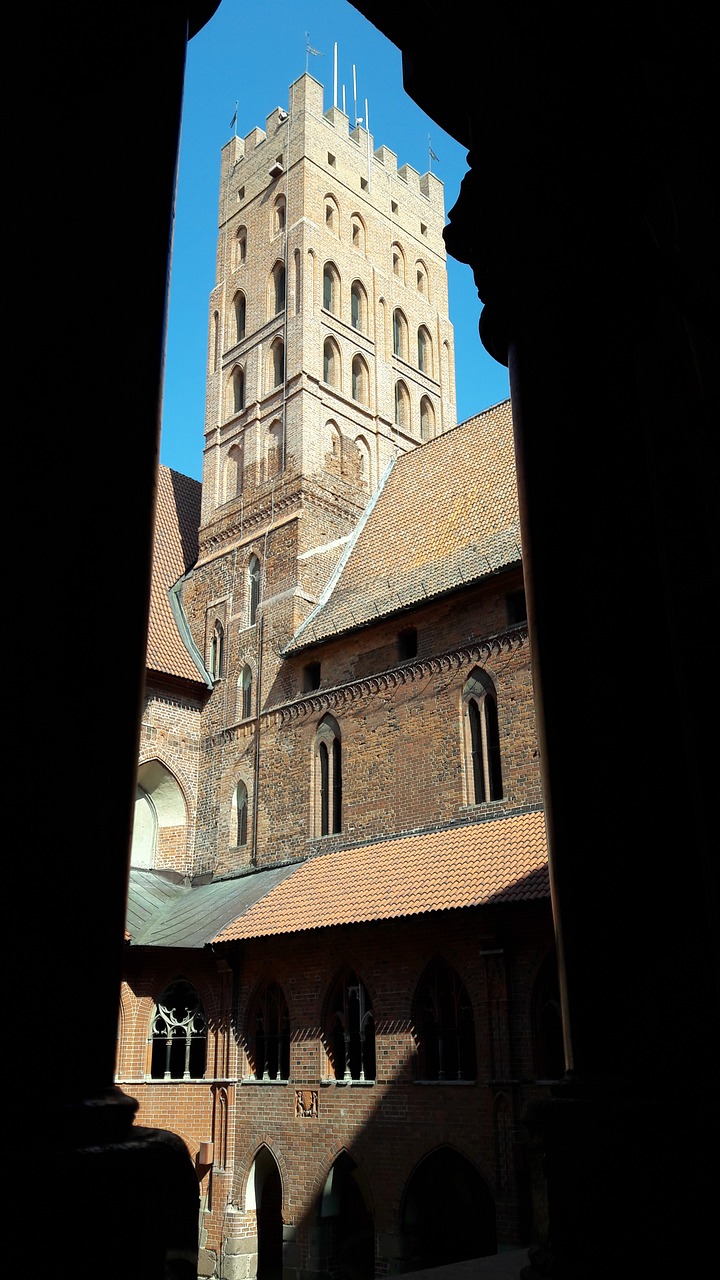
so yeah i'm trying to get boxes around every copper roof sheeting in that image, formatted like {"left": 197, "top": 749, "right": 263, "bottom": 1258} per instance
{"left": 145, "top": 465, "right": 204, "bottom": 683}
{"left": 286, "top": 400, "right": 521, "bottom": 652}
{"left": 125, "top": 862, "right": 300, "bottom": 948}
{"left": 214, "top": 808, "right": 548, "bottom": 943}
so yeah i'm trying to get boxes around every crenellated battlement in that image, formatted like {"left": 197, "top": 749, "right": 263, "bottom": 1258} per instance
{"left": 219, "top": 74, "right": 445, "bottom": 220}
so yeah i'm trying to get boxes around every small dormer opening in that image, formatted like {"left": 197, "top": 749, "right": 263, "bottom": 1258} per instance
{"left": 304, "top": 661, "right": 321, "bottom": 692}
{"left": 398, "top": 627, "right": 417, "bottom": 660}
{"left": 506, "top": 589, "right": 527, "bottom": 625}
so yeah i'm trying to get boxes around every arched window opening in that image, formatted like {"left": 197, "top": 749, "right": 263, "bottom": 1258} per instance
{"left": 239, "top": 664, "right": 253, "bottom": 719}
{"left": 323, "top": 262, "right": 339, "bottom": 314}
{"left": 327, "top": 969, "right": 375, "bottom": 1081}
{"left": 271, "top": 261, "right": 285, "bottom": 315}
{"left": 267, "top": 419, "right": 283, "bottom": 479}
{"left": 270, "top": 338, "right": 284, "bottom": 388}
{"left": 224, "top": 442, "right": 243, "bottom": 502}
{"left": 150, "top": 978, "right": 207, "bottom": 1080}
{"left": 395, "top": 380, "right": 410, "bottom": 430}
{"left": 323, "top": 337, "right": 340, "bottom": 388}
{"left": 315, "top": 715, "right": 342, "bottom": 836}
{"left": 414, "top": 957, "right": 477, "bottom": 1081}
{"left": 392, "top": 242, "right": 405, "bottom": 281}
{"left": 325, "top": 196, "right": 339, "bottom": 233}
{"left": 355, "top": 436, "right": 370, "bottom": 487}
{"left": 393, "top": 308, "right": 408, "bottom": 359}
{"left": 464, "top": 669, "right": 503, "bottom": 803}
{"left": 235, "top": 225, "right": 247, "bottom": 267}
{"left": 232, "top": 366, "right": 245, "bottom": 413}
{"left": 351, "top": 215, "right": 365, "bottom": 252}
{"left": 351, "top": 280, "right": 367, "bottom": 331}
{"left": 274, "top": 194, "right": 286, "bottom": 234}
{"left": 418, "top": 326, "right": 432, "bottom": 374}
{"left": 416, "top": 261, "right": 428, "bottom": 295}
{"left": 351, "top": 355, "right": 369, "bottom": 405}
{"left": 212, "top": 310, "right": 220, "bottom": 372}
{"left": 249, "top": 554, "right": 261, "bottom": 624}
{"left": 420, "top": 396, "right": 435, "bottom": 441}
{"left": 249, "top": 982, "right": 290, "bottom": 1080}
{"left": 294, "top": 247, "right": 301, "bottom": 313}
{"left": 210, "top": 619, "right": 224, "bottom": 680}
{"left": 234, "top": 780, "right": 248, "bottom": 847}
{"left": 234, "top": 292, "right": 246, "bottom": 342}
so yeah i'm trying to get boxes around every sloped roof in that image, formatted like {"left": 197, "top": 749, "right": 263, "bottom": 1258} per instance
{"left": 126, "top": 862, "right": 299, "bottom": 948}
{"left": 285, "top": 400, "right": 521, "bottom": 652}
{"left": 214, "top": 808, "right": 548, "bottom": 943}
{"left": 145, "top": 465, "right": 205, "bottom": 683}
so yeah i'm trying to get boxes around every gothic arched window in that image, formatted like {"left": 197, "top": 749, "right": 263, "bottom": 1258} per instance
{"left": 239, "top": 664, "right": 253, "bottom": 719}
{"left": 150, "top": 978, "right": 207, "bottom": 1080}
{"left": 249, "top": 554, "right": 261, "bottom": 624}
{"left": 420, "top": 396, "right": 435, "bottom": 441}
{"left": 235, "top": 225, "right": 247, "bottom": 268}
{"left": 323, "top": 337, "right": 341, "bottom": 388}
{"left": 315, "top": 715, "right": 342, "bottom": 836}
{"left": 267, "top": 419, "right": 283, "bottom": 479}
{"left": 323, "top": 262, "right": 340, "bottom": 314}
{"left": 391, "top": 242, "right": 405, "bottom": 282}
{"left": 248, "top": 982, "right": 290, "bottom": 1080}
{"left": 210, "top": 619, "right": 224, "bottom": 680}
{"left": 270, "top": 338, "right": 284, "bottom": 388}
{"left": 232, "top": 366, "right": 245, "bottom": 413}
{"left": 274, "top": 194, "right": 286, "bottom": 234}
{"left": 463, "top": 668, "right": 503, "bottom": 804}
{"left": 417, "top": 326, "right": 432, "bottom": 374}
{"left": 414, "top": 956, "right": 477, "bottom": 1081}
{"left": 234, "top": 291, "right": 246, "bottom": 342}
{"left": 350, "top": 280, "right": 367, "bottom": 331}
{"left": 351, "top": 354, "right": 369, "bottom": 405}
{"left": 393, "top": 308, "right": 408, "bottom": 359}
{"left": 233, "top": 780, "right": 248, "bottom": 847}
{"left": 327, "top": 969, "right": 375, "bottom": 1081}
{"left": 395, "top": 380, "right": 411, "bottom": 430}
{"left": 271, "top": 261, "right": 285, "bottom": 315}
{"left": 224, "top": 441, "right": 243, "bottom": 501}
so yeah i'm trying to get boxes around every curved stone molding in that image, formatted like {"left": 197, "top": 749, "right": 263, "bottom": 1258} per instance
{"left": 277, "top": 626, "right": 528, "bottom": 724}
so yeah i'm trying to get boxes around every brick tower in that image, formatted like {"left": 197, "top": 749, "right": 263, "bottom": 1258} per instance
{"left": 180, "top": 72, "right": 458, "bottom": 866}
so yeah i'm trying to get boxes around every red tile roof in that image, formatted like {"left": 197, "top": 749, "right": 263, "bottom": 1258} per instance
{"left": 286, "top": 400, "right": 521, "bottom": 651}
{"left": 145, "top": 465, "right": 204, "bottom": 683}
{"left": 213, "top": 808, "right": 548, "bottom": 942}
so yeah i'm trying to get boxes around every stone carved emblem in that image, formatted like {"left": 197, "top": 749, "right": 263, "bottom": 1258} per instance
{"left": 295, "top": 1089, "right": 318, "bottom": 1118}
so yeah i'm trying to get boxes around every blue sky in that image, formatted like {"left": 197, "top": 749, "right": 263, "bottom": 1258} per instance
{"left": 160, "top": 0, "right": 510, "bottom": 481}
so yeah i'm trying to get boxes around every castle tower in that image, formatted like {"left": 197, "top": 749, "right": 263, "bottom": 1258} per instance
{"left": 180, "top": 74, "right": 458, "bottom": 870}
{"left": 201, "top": 72, "right": 456, "bottom": 532}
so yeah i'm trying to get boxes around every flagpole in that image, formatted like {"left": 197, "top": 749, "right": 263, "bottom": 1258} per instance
{"left": 305, "top": 33, "right": 323, "bottom": 74}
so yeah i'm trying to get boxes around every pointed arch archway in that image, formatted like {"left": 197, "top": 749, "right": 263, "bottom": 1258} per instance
{"left": 400, "top": 1145, "right": 496, "bottom": 1269}
{"left": 317, "top": 1150, "right": 375, "bottom": 1280}
{"left": 246, "top": 1145, "right": 284, "bottom": 1280}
